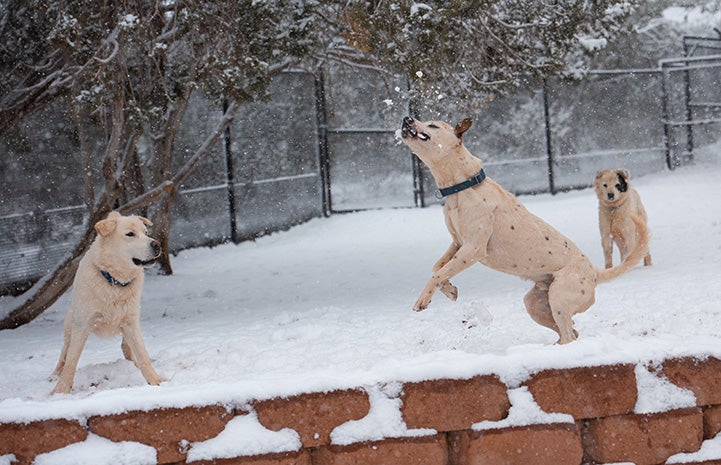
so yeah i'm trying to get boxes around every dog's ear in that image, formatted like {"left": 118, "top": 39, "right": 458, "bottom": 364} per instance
{"left": 95, "top": 212, "right": 120, "bottom": 236}
{"left": 593, "top": 171, "right": 605, "bottom": 187}
{"left": 138, "top": 216, "right": 154, "bottom": 227}
{"left": 616, "top": 169, "right": 630, "bottom": 192}
{"left": 454, "top": 118, "right": 473, "bottom": 139}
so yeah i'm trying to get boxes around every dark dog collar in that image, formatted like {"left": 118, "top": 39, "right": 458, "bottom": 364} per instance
{"left": 435, "top": 169, "right": 486, "bottom": 199}
{"left": 100, "top": 270, "right": 131, "bottom": 287}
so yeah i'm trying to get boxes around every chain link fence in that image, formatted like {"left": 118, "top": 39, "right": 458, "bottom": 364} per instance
{"left": 2, "top": 46, "right": 720, "bottom": 294}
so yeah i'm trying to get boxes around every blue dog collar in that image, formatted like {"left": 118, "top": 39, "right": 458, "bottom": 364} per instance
{"left": 435, "top": 169, "right": 486, "bottom": 199}
{"left": 100, "top": 270, "right": 131, "bottom": 287}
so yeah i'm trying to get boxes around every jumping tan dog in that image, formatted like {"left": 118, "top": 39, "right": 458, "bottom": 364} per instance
{"left": 594, "top": 169, "right": 652, "bottom": 269}
{"left": 51, "top": 211, "right": 165, "bottom": 394}
{"left": 400, "top": 117, "right": 649, "bottom": 344}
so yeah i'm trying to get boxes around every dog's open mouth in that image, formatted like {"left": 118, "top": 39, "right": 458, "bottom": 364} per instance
{"left": 133, "top": 256, "right": 160, "bottom": 267}
{"left": 402, "top": 117, "right": 430, "bottom": 141}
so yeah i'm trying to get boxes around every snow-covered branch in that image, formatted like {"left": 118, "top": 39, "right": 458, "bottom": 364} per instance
{"left": 93, "top": 38, "right": 119, "bottom": 64}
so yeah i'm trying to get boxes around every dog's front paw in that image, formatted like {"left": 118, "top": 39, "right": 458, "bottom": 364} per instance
{"left": 439, "top": 281, "right": 458, "bottom": 301}
{"left": 555, "top": 329, "right": 579, "bottom": 345}
{"left": 51, "top": 380, "right": 72, "bottom": 395}
{"left": 413, "top": 296, "right": 431, "bottom": 312}
{"left": 146, "top": 374, "right": 167, "bottom": 386}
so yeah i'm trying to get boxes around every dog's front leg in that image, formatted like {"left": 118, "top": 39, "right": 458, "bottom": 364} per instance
{"left": 414, "top": 245, "right": 482, "bottom": 311}
{"left": 50, "top": 314, "right": 73, "bottom": 379}
{"left": 599, "top": 209, "right": 614, "bottom": 268}
{"left": 120, "top": 322, "right": 166, "bottom": 386}
{"left": 52, "top": 327, "right": 90, "bottom": 394}
{"left": 433, "top": 242, "right": 460, "bottom": 301}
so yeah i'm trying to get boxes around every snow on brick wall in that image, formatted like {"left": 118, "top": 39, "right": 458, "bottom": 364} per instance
{"left": 2, "top": 356, "right": 721, "bottom": 465}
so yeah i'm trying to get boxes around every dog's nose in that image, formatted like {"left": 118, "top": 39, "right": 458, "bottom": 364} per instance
{"left": 607, "top": 193, "right": 615, "bottom": 200}
{"left": 403, "top": 116, "right": 414, "bottom": 126}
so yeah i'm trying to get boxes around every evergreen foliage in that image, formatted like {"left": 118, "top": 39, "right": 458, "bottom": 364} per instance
{"left": 336, "top": 0, "right": 636, "bottom": 107}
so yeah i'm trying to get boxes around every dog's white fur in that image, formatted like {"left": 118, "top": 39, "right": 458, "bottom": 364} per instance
{"left": 594, "top": 169, "right": 652, "bottom": 269}
{"left": 401, "top": 117, "right": 649, "bottom": 344}
{"left": 51, "top": 211, "right": 165, "bottom": 394}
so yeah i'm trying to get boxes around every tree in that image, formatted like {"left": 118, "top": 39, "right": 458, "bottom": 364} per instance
{"left": 0, "top": 0, "right": 321, "bottom": 329}
{"left": 333, "top": 0, "right": 636, "bottom": 113}
{"left": 1, "top": 0, "right": 641, "bottom": 329}
{"left": 589, "top": 0, "right": 721, "bottom": 69}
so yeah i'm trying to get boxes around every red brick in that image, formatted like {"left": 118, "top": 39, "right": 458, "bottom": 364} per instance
{"left": 704, "top": 405, "right": 721, "bottom": 439}
{"left": 448, "top": 423, "right": 583, "bottom": 465}
{"left": 312, "top": 434, "right": 447, "bottom": 465}
{"left": 188, "top": 450, "right": 311, "bottom": 465}
{"left": 88, "top": 405, "right": 233, "bottom": 464}
{"left": 0, "top": 419, "right": 87, "bottom": 465}
{"left": 400, "top": 376, "right": 509, "bottom": 431}
{"left": 254, "top": 389, "right": 370, "bottom": 449}
{"left": 523, "top": 363, "right": 637, "bottom": 420}
{"left": 581, "top": 407, "right": 703, "bottom": 465}
{"left": 662, "top": 357, "right": 721, "bottom": 406}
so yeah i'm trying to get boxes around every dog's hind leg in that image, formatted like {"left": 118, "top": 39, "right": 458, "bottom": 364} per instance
{"left": 523, "top": 283, "right": 560, "bottom": 336}
{"left": 547, "top": 265, "right": 596, "bottom": 344}
{"left": 121, "top": 338, "right": 136, "bottom": 364}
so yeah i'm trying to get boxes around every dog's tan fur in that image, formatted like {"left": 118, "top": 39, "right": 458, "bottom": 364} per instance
{"left": 401, "top": 117, "right": 649, "bottom": 344}
{"left": 51, "top": 211, "right": 165, "bottom": 394}
{"left": 594, "top": 169, "right": 652, "bottom": 269}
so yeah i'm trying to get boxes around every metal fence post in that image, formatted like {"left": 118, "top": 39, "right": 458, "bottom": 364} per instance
{"left": 542, "top": 78, "right": 557, "bottom": 194}
{"left": 314, "top": 70, "right": 332, "bottom": 217}
{"left": 659, "top": 63, "right": 675, "bottom": 170}
{"left": 681, "top": 40, "right": 696, "bottom": 164}
{"left": 407, "top": 78, "right": 426, "bottom": 207}
{"left": 222, "top": 100, "right": 239, "bottom": 242}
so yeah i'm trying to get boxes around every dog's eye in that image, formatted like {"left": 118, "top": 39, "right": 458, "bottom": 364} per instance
{"left": 602, "top": 184, "right": 608, "bottom": 188}
{"left": 126, "top": 232, "right": 135, "bottom": 237}
{"left": 428, "top": 124, "right": 439, "bottom": 129}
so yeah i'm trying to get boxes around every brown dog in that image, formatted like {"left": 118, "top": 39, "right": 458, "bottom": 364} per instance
{"left": 594, "top": 169, "right": 652, "bottom": 269}
{"left": 400, "top": 117, "right": 649, "bottom": 344}
{"left": 51, "top": 211, "right": 165, "bottom": 394}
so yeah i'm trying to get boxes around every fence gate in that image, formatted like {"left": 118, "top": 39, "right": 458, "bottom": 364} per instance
{"left": 661, "top": 32, "right": 721, "bottom": 169}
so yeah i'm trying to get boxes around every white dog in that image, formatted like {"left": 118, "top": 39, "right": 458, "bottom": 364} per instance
{"left": 51, "top": 211, "right": 165, "bottom": 394}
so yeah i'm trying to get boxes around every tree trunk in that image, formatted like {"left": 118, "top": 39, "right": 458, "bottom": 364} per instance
{"left": 0, "top": 97, "right": 127, "bottom": 330}
{"left": 147, "top": 93, "right": 193, "bottom": 275}
{"left": 0, "top": 100, "right": 242, "bottom": 329}
{"left": 152, "top": 192, "right": 177, "bottom": 275}
{"left": 0, "top": 202, "right": 114, "bottom": 329}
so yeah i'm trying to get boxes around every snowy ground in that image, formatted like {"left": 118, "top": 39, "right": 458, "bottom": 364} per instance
{"left": 1, "top": 158, "right": 720, "bottom": 463}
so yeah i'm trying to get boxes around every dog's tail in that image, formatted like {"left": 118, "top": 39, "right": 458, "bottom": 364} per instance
{"left": 596, "top": 213, "right": 649, "bottom": 284}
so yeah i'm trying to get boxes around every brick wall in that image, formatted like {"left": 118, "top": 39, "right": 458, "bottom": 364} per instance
{"left": 3, "top": 356, "right": 721, "bottom": 465}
